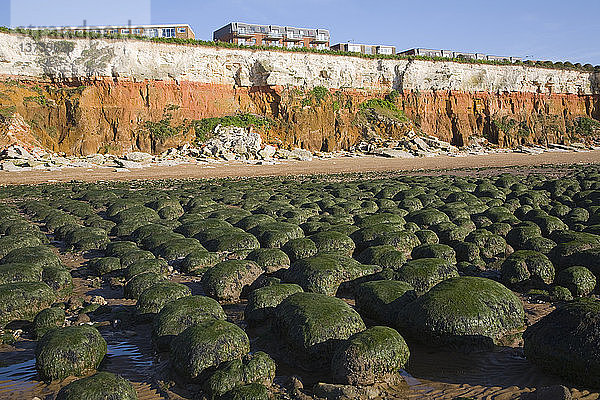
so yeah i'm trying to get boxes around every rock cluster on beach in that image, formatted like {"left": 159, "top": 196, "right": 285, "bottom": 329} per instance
{"left": 1, "top": 122, "right": 598, "bottom": 173}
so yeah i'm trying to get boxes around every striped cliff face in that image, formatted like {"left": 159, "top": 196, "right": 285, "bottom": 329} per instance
{"left": 0, "top": 32, "right": 598, "bottom": 155}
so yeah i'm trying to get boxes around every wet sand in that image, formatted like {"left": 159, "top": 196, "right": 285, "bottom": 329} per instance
{"left": 1, "top": 150, "right": 600, "bottom": 185}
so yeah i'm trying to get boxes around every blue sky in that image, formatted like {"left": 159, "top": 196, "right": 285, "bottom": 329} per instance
{"left": 1, "top": 0, "right": 599, "bottom": 65}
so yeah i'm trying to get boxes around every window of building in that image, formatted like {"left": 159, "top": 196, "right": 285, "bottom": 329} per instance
{"left": 108, "top": 29, "right": 117, "bottom": 34}
{"left": 378, "top": 47, "right": 393, "bottom": 55}
{"left": 364, "top": 46, "right": 372, "bottom": 55}
{"left": 144, "top": 29, "right": 158, "bottom": 37}
{"left": 238, "top": 38, "right": 246, "bottom": 45}
{"left": 348, "top": 44, "right": 361, "bottom": 53}
{"left": 132, "top": 28, "right": 141, "bottom": 34}
{"left": 317, "top": 33, "right": 327, "bottom": 41}
{"left": 121, "top": 29, "right": 130, "bottom": 34}
{"left": 178, "top": 28, "right": 186, "bottom": 33}
{"left": 162, "top": 28, "right": 176, "bottom": 38}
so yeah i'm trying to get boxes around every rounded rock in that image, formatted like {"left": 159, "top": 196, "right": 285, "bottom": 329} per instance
{"left": 170, "top": 319, "right": 250, "bottom": 381}
{"left": 399, "top": 277, "right": 525, "bottom": 348}
{"left": 55, "top": 372, "right": 137, "bottom": 400}
{"left": 331, "top": 326, "right": 410, "bottom": 386}
{"left": 274, "top": 292, "right": 366, "bottom": 369}
{"left": 523, "top": 298, "right": 600, "bottom": 388}
{"left": 35, "top": 325, "right": 107, "bottom": 381}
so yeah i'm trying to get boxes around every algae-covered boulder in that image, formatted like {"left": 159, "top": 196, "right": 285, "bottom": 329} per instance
{"left": 42, "top": 265, "right": 73, "bottom": 294}
{"left": 170, "top": 319, "right": 250, "bottom": 381}
{"left": 180, "top": 250, "right": 222, "bottom": 274}
{"left": 406, "top": 208, "right": 450, "bottom": 228}
{"left": 550, "top": 285, "right": 574, "bottom": 301}
{"left": 355, "top": 245, "right": 397, "bottom": 266}
{"left": 465, "top": 229, "right": 508, "bottom": 261}
{"left": 373, "top": 230, "right": 420, "bottom": 256}
{"left": 33, "top": 307, "right": 65, "bottom": 339}
{"left": 0, "top": 262, "right": 42, "bottom": 284}
{"left": 124, "top": 271, "right": 167, "bottom": 299}
{"left": 281, "top": 238, "right": 318, "bottom": 262}
{"left": 201, "top": 260, "right": 263, "bottom": 301}
{"left": 125, "top": 259, "right": 169, "bottom": 281}
{"left": 523, "top": 298, "right": 600, "bottom": 388}
{"left": 355, "top": 280, "right": 416, "bottom": 325}
{"left": 244, "top": 283, "right": 304, "bottom": 324}
{"left": 0, "top": 234, "right": 43, "bottom": 258}
{"left": 1, "top": 246, "right": 62, "bottom": 269}
{"left": 285, "top": 253, "right": 380, "bottom": 296}
{"left": 220, "top": 383, "right": 269, "bottom": 400}
{"left": 331, "top": 326, "right": 410, "bottom": 386}
{"left": 155, "top": 237, "right": 206, "bottom": 261}
{"left": 399, "top": 277, "right": 524, "bottom": 348}
{"left": 415, "top": 229, "right": 439, "bottom": 245}
{"left": 55, "top": 372, "right": 137, "bottom": 400}
{"left": 88, "top": 257, "right": 122, "bottom": 276}
{"left": 0, "top": 281, "right": 56, "bottom": 327}
{"left": 395, "top": 258, "right": 459, "bottom": 295}
{"left": 153, "top": 295, "right": 226, "bottom": 350}
{"left": 120, "top": 249, "right": 156, "bottom": 268}
{"left": 522, "top": 236, "right": 557, "bottom": 254}
{"left": 500, "top": 250, "right": 555, "bottom": 288}
{"left": 411, "top": 243, "right": 456, "bottom": 264}
{"left": 506, "top": 222, "right": 542, "bottom": 249}
{"left": 274, "top": 292, "right": 366, "bottom": 369}
{"left": 556, "top": 266, "right": 597, "bottom": 297}
{"left": 309, "top": 231, "right": 356, "bottom": 256}
{"left": 246, "top": 248, "right": 290, "bottom": 273}
{"left": 203, "top": 352, "right": 276, "bottom": 399}
{"left": 35, "top": 325, "right": 107, "bottom": 381}
{"left": 561, "top": 247, "right": 600, "bottom": 278}
{"left": 106, "top": 241, "right": 139, "bottom": 258}
{"left": 136, "top": 281, "right": 192, "bottom": 317}
{"left": 65, "top": 227, "right": 110, "bottom": 251}
{"left": 205, "top": 232, "right": 260, "bottom": 253}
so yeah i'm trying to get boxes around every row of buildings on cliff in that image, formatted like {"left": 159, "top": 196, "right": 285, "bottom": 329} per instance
{"left": 29, "top": 21, "right": 522, "bottom": 63}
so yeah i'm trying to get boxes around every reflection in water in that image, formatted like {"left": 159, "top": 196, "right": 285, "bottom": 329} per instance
{"left": 0, "top": 337, "right": 157, "bottom": 398}
{"left": 0, "top": 358, "right": 39, "bottom": 393}
{"left": 105, "top": 341, "right": 155, "bottom": 380}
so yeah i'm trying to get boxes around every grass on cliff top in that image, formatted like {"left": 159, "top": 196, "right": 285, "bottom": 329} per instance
{"left": 1, "top": 26, "right": 599, "bottom": 73}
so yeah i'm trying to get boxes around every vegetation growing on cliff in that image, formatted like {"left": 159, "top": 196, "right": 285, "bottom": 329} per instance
{"left": 144, "top": 105, "right": 189, "bottom": 140}
{"left": 567, "top": 117, "right": 600, "bottom": 138}
{"left": 0, "top": 106, "right": 16, "bottom": 118}
{"left": 299, "top": 86, "right": 330, "bottom": 107}
{"left": 23, "top": 95, "right": 50, "bottom": 107}
{"left": 192, "top": 114, "right": 274, "bottom": 143}
{"left": 359, "top": 91, "right": 408, "bottom": 122}
{"left": 493, "top": 117, "right": 530, "bottom": 139}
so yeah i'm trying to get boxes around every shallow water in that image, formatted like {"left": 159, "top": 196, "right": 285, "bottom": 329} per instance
{"left": 0, "top": 358, "right": 39, "bottom": 394}
{"left": 0, "top": 331, "right": 162, "bottom": 400}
